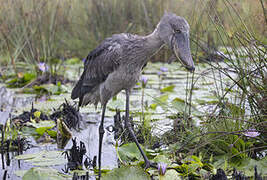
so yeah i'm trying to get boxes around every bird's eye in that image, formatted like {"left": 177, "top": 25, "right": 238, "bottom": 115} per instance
{"left": 175, "top": 29, "right": 181, "bottom": 33}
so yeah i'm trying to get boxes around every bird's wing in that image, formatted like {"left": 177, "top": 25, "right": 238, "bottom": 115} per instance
{"left": 71, "top": 36, "right": 122, "bottom": 101}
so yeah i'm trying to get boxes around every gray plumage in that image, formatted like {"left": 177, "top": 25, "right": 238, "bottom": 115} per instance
{"left": 71, "top": 12, "right": 195, "bottom": 178}
{"left": 71, "top": 12, "right": 195, "bottom": 107}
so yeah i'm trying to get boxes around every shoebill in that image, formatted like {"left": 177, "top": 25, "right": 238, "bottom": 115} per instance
{"left": 71, "top": 12, "right": 195, "bottom": 178}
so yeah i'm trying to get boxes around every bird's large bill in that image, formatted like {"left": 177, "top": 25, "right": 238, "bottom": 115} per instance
{"left": 172, "top": 32, "right": 195, "bottom": 72}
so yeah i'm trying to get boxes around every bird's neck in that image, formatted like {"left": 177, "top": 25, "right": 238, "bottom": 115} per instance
{"left": 127, "top": 28, "right": 164, "bottom": 71}
{"left": 143, "top": 28, "right": 164, "bottom": 57}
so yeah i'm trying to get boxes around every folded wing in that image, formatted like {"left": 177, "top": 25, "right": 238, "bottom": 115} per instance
{"left": 71, "top": 36, "right": 122, "bottom": 105}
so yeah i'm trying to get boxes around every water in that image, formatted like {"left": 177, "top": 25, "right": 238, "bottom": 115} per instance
{"left": 66, "top": 113, "right": 118, "bottom": 170}
{"left": 0, "top": 61, "right": 242, "bottom": 179}
{"left": 0, "top": 84, "right": 118, "bottom": 179}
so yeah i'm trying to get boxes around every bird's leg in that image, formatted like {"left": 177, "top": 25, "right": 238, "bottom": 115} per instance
{"left": 125, "top": 90, "right": 151, "bottom": 169}
{"left": 98, "top": 103, "right": 106, "bottom": 179}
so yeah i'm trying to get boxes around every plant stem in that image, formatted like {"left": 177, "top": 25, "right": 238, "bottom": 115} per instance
{"left": 259, "top": 0, "right": 267, "bottom": 25}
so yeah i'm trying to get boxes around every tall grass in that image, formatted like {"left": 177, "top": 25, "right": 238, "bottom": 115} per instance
{"left": 176, "top": 0, "right": 267, "bottom": 168}
{"left": 0, "top": 0, "right": 265, "bottom": 69}
{"left": 0, "top": 0, "right": 71, "bottom": 76}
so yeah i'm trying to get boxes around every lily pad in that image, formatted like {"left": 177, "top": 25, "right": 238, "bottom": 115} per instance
{"left": 35, "top": 127, "right": 54, "bottom": 136}
{"left": 26, "top": 120, "right": 56, "bottom": 136}
{"left": 22, "top": 167, "right": 64, "bottom": 180}
{"left": 161, "top": 169, "right": 181, "bottom": 180}
{"left": 118, "top": 143, "right": 144, "bottom": 161}
{"left": 6, "top": 73, "right": 36, "bottom": 88}
{"left": 27, "top": 120, "right": 56, "bottom": 129}
{"left": 171, "top": 97, "right": 186, "bottom": 111}
{"left": 15, "top": 150, "right": 67, "bottom": 166}
{"left": 153, "top": 154, "right": 171, "bottom": 164}
{"left": 102, "top": 166, "right": 150, "bottom": 180}
{"left": 160, "top": 85, "right": 175, "bottom": 93}
{"left": 15, "top": 170, "right": 27, "bottom": 177}
{"left": 235, "top": 157, "right": 267, "bottom": 176}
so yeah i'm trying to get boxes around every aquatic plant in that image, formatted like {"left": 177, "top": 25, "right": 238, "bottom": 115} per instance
{"left": 37, "top": 62, "right": 49, "bottom": 73}
{"left": 62, "top": 138, "right": 89, "bottom": 171}
{"left": 243, "top": 129, "right": 260, "bottom": 138}
{"left": 157, "top": 162, "right": 167, "bottom": 175}
{"left": 160, "top": 67, "right": 168, "bottom": 72}
{"left": 141, "top": 76, "right": 148, "bottom": 88}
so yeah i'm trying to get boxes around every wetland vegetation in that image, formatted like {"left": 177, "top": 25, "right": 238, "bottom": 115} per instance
{"left": 0, "top": 0, "right": 266, "bottom": 179}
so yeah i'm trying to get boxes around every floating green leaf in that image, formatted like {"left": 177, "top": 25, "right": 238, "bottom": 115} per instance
{"left": 27, "top": 120, "right": 56, "bottom": 129}
{"left": 26, "top": 120, "right": 56, "bottom": 136}
{"left": 32, "top": 85, "right": 49, "bottom": 94}
{"left": 239, "top": 157, "right": 267, "bottom": 176}
{"left": 160, "top": 85, "right": 175, "bottom": 93}
{"left": 153, "top": 154, "right": 171, "bottom": 164}
{"left": 6, "top": 73, "right": 36, "bottom": 88}
{"left": 171, "top": 98, "right": 185, "bottom": 111}
{"left": 22, "top": 167, "right": 64, "bottom": 180}
{"left": 15, "top": 150, "right": 67, "bottom": 167}
{"left": 35, "top": 127, "right": 52, "bottom": 136}
{"left": 15, "top": 170, "right": 27, "bottom": 178}
{"left": 102, "top": 166, "right": 150, "bottom": 180}
{"left": 47, "top": 130, "right": 57, "bottom": 138}
{"left": 161, "top": 169, "right": 181, "bottom": 180}
{"left": 118, "top": 143, "right": 144, "bottom": 161}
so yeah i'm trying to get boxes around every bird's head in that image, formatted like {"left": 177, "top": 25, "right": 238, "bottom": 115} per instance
{"left": 157, "top": 13, "right": 195, "bottom": 72}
